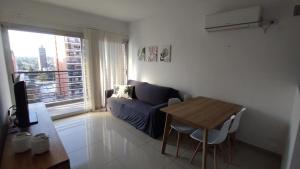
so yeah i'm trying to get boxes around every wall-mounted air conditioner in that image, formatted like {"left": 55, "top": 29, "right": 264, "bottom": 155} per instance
{"left": 205, "top": 6, "right": 262, "bottom": 32}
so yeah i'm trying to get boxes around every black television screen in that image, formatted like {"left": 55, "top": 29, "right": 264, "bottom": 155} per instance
{"left": 14, "top": 81, "right": 30, "bottom": 127}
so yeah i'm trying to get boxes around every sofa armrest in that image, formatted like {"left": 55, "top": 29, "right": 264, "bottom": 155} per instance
{"left": 105, "top": 89, "right": 114, "bottom": 110}
{"left": 105, "top": 89, "right": 114, "bottom": 99}
{"left": 146, "top": 102, "right": 168, "bottom": 138}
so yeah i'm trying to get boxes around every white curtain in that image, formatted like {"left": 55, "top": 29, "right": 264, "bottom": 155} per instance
{"left": 82, "top": 29, "right": 104, "bottom": 111}
{"left": 100, "top": 32, "right": 127, "bottom": 107}
{"left": 82, "top": 29, "right": 127, "bottom": 111}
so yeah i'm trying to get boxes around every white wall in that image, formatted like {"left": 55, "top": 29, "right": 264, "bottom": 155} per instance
{"left": 0, "top": 0, "right": 128, "bottom": 35}
{"left": 0, "top": 27, "right": 12, "bottom": 156}
{"left": 128, "top": 1, "right": 300, "bottom": 154}
{"left": 281, "top": 87, "right": 300, "bottom": 169}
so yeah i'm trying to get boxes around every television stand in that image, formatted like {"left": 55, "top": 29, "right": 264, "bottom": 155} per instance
{"left": 1, "top": 102, "right": 70, "bottom": 169}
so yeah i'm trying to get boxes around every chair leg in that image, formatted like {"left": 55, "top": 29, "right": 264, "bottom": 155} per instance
{"left": 231, "top": 133, "right": 236, "bottom": 146}
{"left": 227, "top": 134, "right": 241, "bottom": 168}
{"left": 227, "top": 135, "right": 233, "bottom": 163}
{"left": 218, "top": 143, "right": 227, "bottom": 163}
{"left": 168, "top": 128, "right": 173, "bottom": 136}
{"left": 190, "top": 142, "right": 201, "bottom": 163}
{"left": 176, "top": 132, "right": 182, "bottom": 158}
{"left": 213, "top": 145, "right": 217, "bottom": 169}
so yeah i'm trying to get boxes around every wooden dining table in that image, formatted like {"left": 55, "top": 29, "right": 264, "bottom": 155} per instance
{"left": 160, "top": 96, "right": 242, "bottom": 169}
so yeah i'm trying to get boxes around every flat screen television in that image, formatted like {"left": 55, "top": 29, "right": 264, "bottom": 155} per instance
{"left": 14, "top": 81, "right": 38, "bottom": 127}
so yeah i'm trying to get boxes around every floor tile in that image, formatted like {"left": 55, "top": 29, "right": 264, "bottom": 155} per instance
{"left": 54, "top": 112, "right": 281, "bottom": 169}
{"left": 56, "top": 119, "right": 101, "bottom": 154}
{"left": 69, "top": 141, "right": 116, "bottom": 169}
{"left": 164, "top": 160, "right": 186, "bottom": 169}
{"left": 100, "top": 159, "right": 126, "bottom": 169}
{"left": 117, "top": 142, "right": 172, "bottom": 169}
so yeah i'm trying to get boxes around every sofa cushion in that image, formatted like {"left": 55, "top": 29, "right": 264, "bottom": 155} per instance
{"left": 135, "top": 83, "right": 178, "bottom": 106}
{"left": 127, "top": 80, "right": 147, "bottom": 99}
{"left": 127, "top": 80, "right": 147, "bottom": 86}
{"left": 113, "top": 85, "right": 134, "bottom": 99}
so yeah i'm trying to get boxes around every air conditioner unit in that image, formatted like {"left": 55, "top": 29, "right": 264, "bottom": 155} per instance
{"left": 205, "top": 6, "right": 262, "bottom": 32}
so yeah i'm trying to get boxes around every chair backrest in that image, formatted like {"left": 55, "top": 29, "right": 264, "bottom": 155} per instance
{"left": 168, "top": 98, "right": 181, "bottom": 106}
{"left": 229, "top": 107, "right": 246, "bottom": 133}
{"left": 212, "top": 115, "right": 235, "bottom": 144}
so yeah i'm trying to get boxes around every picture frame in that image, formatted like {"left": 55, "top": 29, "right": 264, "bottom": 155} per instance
{"left": 159, "top": 45, "right": 171, "bottom": 62}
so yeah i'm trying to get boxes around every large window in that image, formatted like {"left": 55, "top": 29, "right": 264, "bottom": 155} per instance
{"left": 8, "top": 29, "right": 85, "bottom": 116}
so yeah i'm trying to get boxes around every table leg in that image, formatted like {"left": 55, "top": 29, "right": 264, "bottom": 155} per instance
{"left": 202, "top": 128, "right": 208, "bottom": 169}
{"left": 161, "top": 114, "right": 173, "bottom": 154}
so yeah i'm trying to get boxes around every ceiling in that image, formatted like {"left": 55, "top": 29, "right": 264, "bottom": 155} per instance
{"left": 32, "top": 0, "right": 286, "bottom": 22}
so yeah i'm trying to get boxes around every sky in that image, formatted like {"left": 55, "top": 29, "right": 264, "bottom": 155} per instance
{"left": 8, "top": 30, "right": 57, "bottom": 58}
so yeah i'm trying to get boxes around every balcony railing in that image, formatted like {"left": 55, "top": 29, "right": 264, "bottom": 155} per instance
{"left": 14, "top": 70, "right": 84, "bottom": 105}
{"left": 65, "top": 37, "right": 81, "bottom": 43}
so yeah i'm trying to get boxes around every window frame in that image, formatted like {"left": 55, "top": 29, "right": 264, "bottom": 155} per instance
{"left": 1, "top": 23, "right": 84, "bottom": 106}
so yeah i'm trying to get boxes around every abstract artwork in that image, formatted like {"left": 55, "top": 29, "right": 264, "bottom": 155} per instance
{"left": 146, "top": 46, "right": 158, "bottom": 62}
{"left": 159, "top": 45, "right": 171, "bottom": 62}
{"left": 137, "top": 47, "right": 146, "bottom": 61}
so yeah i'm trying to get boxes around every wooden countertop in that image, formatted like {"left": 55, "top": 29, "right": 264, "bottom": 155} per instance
{"left": 161, "top": 96, "right": 242, "bottom": 129}
{"left": 1, "top": 103, "right": 70, "bottom": 169}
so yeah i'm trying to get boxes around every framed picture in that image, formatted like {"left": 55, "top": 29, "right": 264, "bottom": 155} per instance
{"left": 159, "top": 45, "right": 171, "bottom": 62}
{"left": 146, "top": 46, "right": 158, "bottom": 62}
{"left": 137, "top": 47, "right": 146, "bottom": 61}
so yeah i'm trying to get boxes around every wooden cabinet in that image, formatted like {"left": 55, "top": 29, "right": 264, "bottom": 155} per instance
{"left": 1, "top": 103, "right": 70, "bottom": 169}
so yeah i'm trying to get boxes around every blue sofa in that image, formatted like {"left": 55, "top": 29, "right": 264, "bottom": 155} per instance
{"left": 106, "top": 80, "right": 181, "bottom": 138}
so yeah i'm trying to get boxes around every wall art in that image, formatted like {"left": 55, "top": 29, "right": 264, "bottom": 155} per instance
{"left": 159, "top": 45, "right": 171, "bottom": 62}
{"left": 146, "top": 46, "right": 158, "bottom": 62}
{"left": 137, "top": 47, "right": 146, "bottom": 61}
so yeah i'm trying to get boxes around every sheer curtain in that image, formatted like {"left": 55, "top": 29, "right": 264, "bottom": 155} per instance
{"left": 100, "top": 32, "right": 127, "bottom": 107}
{"left": 82, "top": 29, "right": 127, "bottom": 111}
{"left": 82, "top": 29, "right": 105, "bottom": 111}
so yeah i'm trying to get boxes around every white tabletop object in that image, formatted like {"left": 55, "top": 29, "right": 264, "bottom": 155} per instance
{"left": 12, "top": 132, "right": 32, "bottom": 154}
{"left": 31, "top": 133, "right": 49, "bottom": 155}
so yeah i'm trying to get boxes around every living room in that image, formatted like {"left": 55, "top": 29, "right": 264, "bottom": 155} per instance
{"left": 0, "top": 0, "right": 300, "bottom": 169}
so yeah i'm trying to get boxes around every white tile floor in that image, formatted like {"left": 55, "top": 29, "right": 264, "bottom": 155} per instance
{"left": 54, "top": 112, "right": 281, "bottom": 169}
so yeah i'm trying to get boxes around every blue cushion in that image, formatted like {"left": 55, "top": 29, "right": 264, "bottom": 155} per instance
{"left": 135, "top": 83, "right": 177, "bottom": 106}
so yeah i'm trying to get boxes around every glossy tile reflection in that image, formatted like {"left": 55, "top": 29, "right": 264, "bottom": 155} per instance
{"left": 54, "top": 112, "right": 281, "bottom": 169}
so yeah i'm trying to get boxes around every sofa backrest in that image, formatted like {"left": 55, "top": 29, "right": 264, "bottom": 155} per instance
{"left": 127, "top": 80, "right": 147, "bottom": 86}
{"left": 135, "top": 83, "right": 181, "bottom": 106}
{"left": 127, "top": 80, "right": 147, "bottom": 99}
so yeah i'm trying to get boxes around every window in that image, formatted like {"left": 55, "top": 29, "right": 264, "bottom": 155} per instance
{"left": 8, "top": 30, "right": 84, "bottom": 106}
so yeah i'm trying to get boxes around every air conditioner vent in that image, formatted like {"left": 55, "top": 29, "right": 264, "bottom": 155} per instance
{"left": 205, "top": 6, "right": 262, "bottom": 32}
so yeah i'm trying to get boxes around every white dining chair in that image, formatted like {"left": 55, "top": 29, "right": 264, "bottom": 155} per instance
{"left": 189, "top": 115, "right": 235, "bottom": 169}
{"left": 227, "top": 107, "right": 246, "bottom": 162}
{"left": 168, "top": 98, "right": 196, "bottom": 158}
{"left": 229, "top": 107, "right": 246, "bottom": 136}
